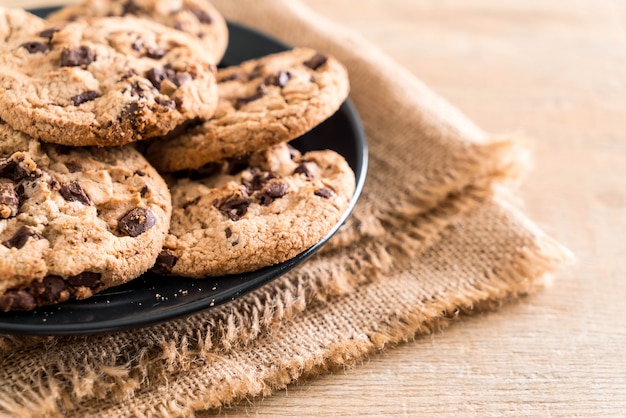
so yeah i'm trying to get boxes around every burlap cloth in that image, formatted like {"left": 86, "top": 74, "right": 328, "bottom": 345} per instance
{"left": 0, "top": 1, "right": 572, "bottom": 416}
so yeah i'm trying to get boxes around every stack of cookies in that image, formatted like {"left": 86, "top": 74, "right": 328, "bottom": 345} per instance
{"left": 0, "top": 0, "right": 355, "bottom": 312}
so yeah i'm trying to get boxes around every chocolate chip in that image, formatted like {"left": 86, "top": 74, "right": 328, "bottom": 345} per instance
{"left": 287, "top": 145, "right": 299, "bottom": 160}
{"left": 294, "top": 162, "right": 313, "bottom": 178}
{"left": 145, "top": 48, "right": 165, "bottom": 59}
{"left": 146, "top": 68, "right": 167, "bottom": 89}
{"left": 146, "top": 67, "right": 191, "bottom": 90}
{"left": 225, "top": 227, "right": 232, "bottom": 238}
{"left": 67, "top": 272, "right": 101, "bottom": 289}
{"left": 122, "top": 0, "right": 142, "bottom": 14}
{"left": 70, "top": 90, "right": 99, "bottom": 106}
{"left": 122, "top": 102, "right": 143, "bottom": 127}
{"left": 64, "top": 162, "right": 83, "bottom": 173}
{"left": 0, "top": 183, "right": 19, "bottom": 219}
{"left": 0, "top": 290, "right": 36, "bottom": 312}
{"left": 59, "top": 181, "right": 91, "bottom": 206}
{"left": 242, "top": 172, "right": 273, "bottom": 193}
{"left": 303, "top": 53, "right": 329, "bottom": 70}
{"left": 215, "top": 195, "right": 251, "bottom": 221}
{"left": 182, "top": 196, "right": 201, "bottom": 210}
{"left": 140, "top": 185, "right": 149, "bottom": 196}
{"left": 234, "top": 84, "right": 267, "bottom": 109}
{"left": 2, "top": 226, "right": 43, "bottom": 249}
{"left": 266, "top": 71, "right": 291, "bottom": 88}
{"left": 39, "top": 28, "right": 60, "bottom": 39}
{"left": 0, "top": 159, "right": 29, "bottom": 182}
{"left": 189, "top": 7, "right": 213, "bottom": 23}
{"left": 119, "top": 207, "right": 157, "bottom": 237}
{"left": 152, "top": 249, "right": 178, "bottom": 274}
{"left": 36, "top": 275, "right": 67, "bottom": 304}
{"left": 20, "top": 41, "right": 49, "bottom": 54}
{"left": 315, "top": 187, "right": 335, "bottom": 199}
{"left": 155, "top": 96, "right": 176, "bottom": 109}
{"left": 219, "top": 72, "right": 247, "bottom": 83}
{"left": 61, "top": 46, "right": 94, "bottom": 67}
{"left": 134, "top": 170, "right": 146, "bottom": 176}
{"left": 258, "top": 181, "right": 289, "bottom": 206}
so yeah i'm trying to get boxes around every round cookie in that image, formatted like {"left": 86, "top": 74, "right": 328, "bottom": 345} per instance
{"left": 0, "top": 122, "right": 171, "bottom": 312}
{"left": 47, "top": 0, "right": 229, "bottom": 64}
{"left": 145, "top": 47, "right": 350, "bottom": 172}
{"left": 0, "top": 8, "right": 218, "bottom": 147}
{"left": 153, "top": 142, "right": 355, "bottom": 277}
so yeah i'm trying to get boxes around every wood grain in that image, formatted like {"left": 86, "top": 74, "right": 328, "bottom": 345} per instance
{"left": 4, "top": 0, "right": 625, "bottom": 415}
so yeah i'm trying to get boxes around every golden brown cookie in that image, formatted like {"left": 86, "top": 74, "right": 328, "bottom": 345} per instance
{"left": 0, "top": 8, "right": 218, "bottom": 146}
{"left": 47, "top": 0, "right": 229, "bottom": 64}
{"left": 153, "top": 142, "right": 355, "bottom": 277}
{"left": 145, "top": 48, "right": 350, "bottom": 172}
{"left": 0, "top": 122, "right": 171, "bottom": 311}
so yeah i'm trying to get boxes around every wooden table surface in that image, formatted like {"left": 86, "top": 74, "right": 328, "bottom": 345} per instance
{"left": 7, "top": 0, "right": 626, "bottom": 416}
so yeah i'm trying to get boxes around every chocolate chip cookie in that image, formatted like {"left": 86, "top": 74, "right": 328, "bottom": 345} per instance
{"left": 0, "top": 8, "right": 218, "bottom": 147}
{"left": 47, "top": 0, "right": 229, "bottom": 64}
{"left": 0, "top": 121, "right": 171, "bottom": 312}
{"left": 145, "top": 47, "right": 350, "bottom": 172}
{"left": 154, "top": 142, "right": 355, "bottom": 277}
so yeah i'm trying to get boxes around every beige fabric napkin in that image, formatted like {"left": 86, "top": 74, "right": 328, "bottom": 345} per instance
{"left": 0, "top": 1, "right": 570, "bottom": 416}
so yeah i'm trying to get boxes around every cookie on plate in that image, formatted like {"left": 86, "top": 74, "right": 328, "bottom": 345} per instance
{"left": 145, "top": 47, "right": 350, "bottom": 172}
{"left": 47, "top": 0, "right": 229, "bottom": 64}
{"left": 0, "top": 8, "right": 218, "bottom": 147}
{"left": 153, "top": 142, "right": 355, "bottom": 277}
{"left": 0, "top": 121, "right": 171, "bottom": 312}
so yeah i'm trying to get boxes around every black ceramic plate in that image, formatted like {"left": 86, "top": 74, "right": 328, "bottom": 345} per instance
{"left": 0, "top": 8, "right": 367, "bottom": 336}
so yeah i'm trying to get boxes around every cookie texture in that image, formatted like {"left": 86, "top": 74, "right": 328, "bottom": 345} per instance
{"left": 0, "top": 122, "right": 171, "bottom": 311}
{"left": 0, "top": 8, "right": 218, "bottom": 146}
{"left": 155, "top": 142, "right": 355, "bottom": 277}
{"left": 47, "top": 0, "right": 229, "bottom": 64}
{"left": 145, "top": 47, "right": 350, "bottom": 172}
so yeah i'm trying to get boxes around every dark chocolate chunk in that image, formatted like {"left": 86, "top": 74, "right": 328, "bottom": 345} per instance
{"left": 140, "top": 185, "right": 149, "bottom": 196}
{"left": 266, "top": 71, "right": 291, "bottom": 88}
{"left": 134, "top": 170, "right": 146, "bottom": 176}
{"left": 146, "top": 67, "right": 191, "bottom": 90}
{"left": 182, "top": 196, "right": 201, "bottom": 210}
{"left": 258, "top": 181, "right": 289, "bottom": 206}
{"left": 145, "top": 48, "right": 166, "bottom": 59}
{"left": 39, "top": 28, "right": 60, "bottom": 39}
{"left": 315, "top": 187, "right": 335, "bottom": 199}
{"left": 2, "top": 226, "right": 43, "bottom": 249}
{"left": 152, "top": 249, "right": 178, "bottom": 274}
{"left": 219, "top": 72, "right": 247, "bottom": 83}
{"left": 294, "top": 162, "right": 313, "bottom": 178}
{"left": 20, "top": 41, "right": 50, "bottom": 54}
{"left": 121, "top": 101, "right": 144, "bottom": 128}
{"left": 0, "top": 158, "right": 29, "bottom": 182}
{"left": 122, "top": 0, "right": 142, "bottom": 14}
{"left": 242, "top": 172, "right": 274, "bottom": 193}
{"left": 303, "top": 53, "right": 328, "bottom": 70}
{"left": 155, "top": 96, "right": 176, "bottom": 109}
{"left": 119, "top": 207, "right": 157, "bottom": 237}
{"left": 225, "top": 227, "right": 232, "bottom": 238}
{"left": 0, "top": 183, "right": 19, "bottom": 218}
{"left": 67, "top": 272, "right": 101, "bottom": 289}
{"left": 36, "top": 275, "right": 67, "bottom": 304}
{"left": 59, "top": 181, "right": 91, "bottom": 206}
{"left": 64, "top": 162, "right": 83, "bottom": 173}
{"left": 70, "top": 90, "right": 100, "bottom": 106}
{"left": 0, "top": 290, "right": 36, "bottom": 312}
{"left": 215, "top": 195, "right": 252, "bottom": 221}
{"left": 234, "top": 84, "right": 267, "bottom": 109}
{"left": 60, "top": 46, "right": 94, "bottom": 67}
{"left": 189, "top": 7, "right": 213, "bottom": 23}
